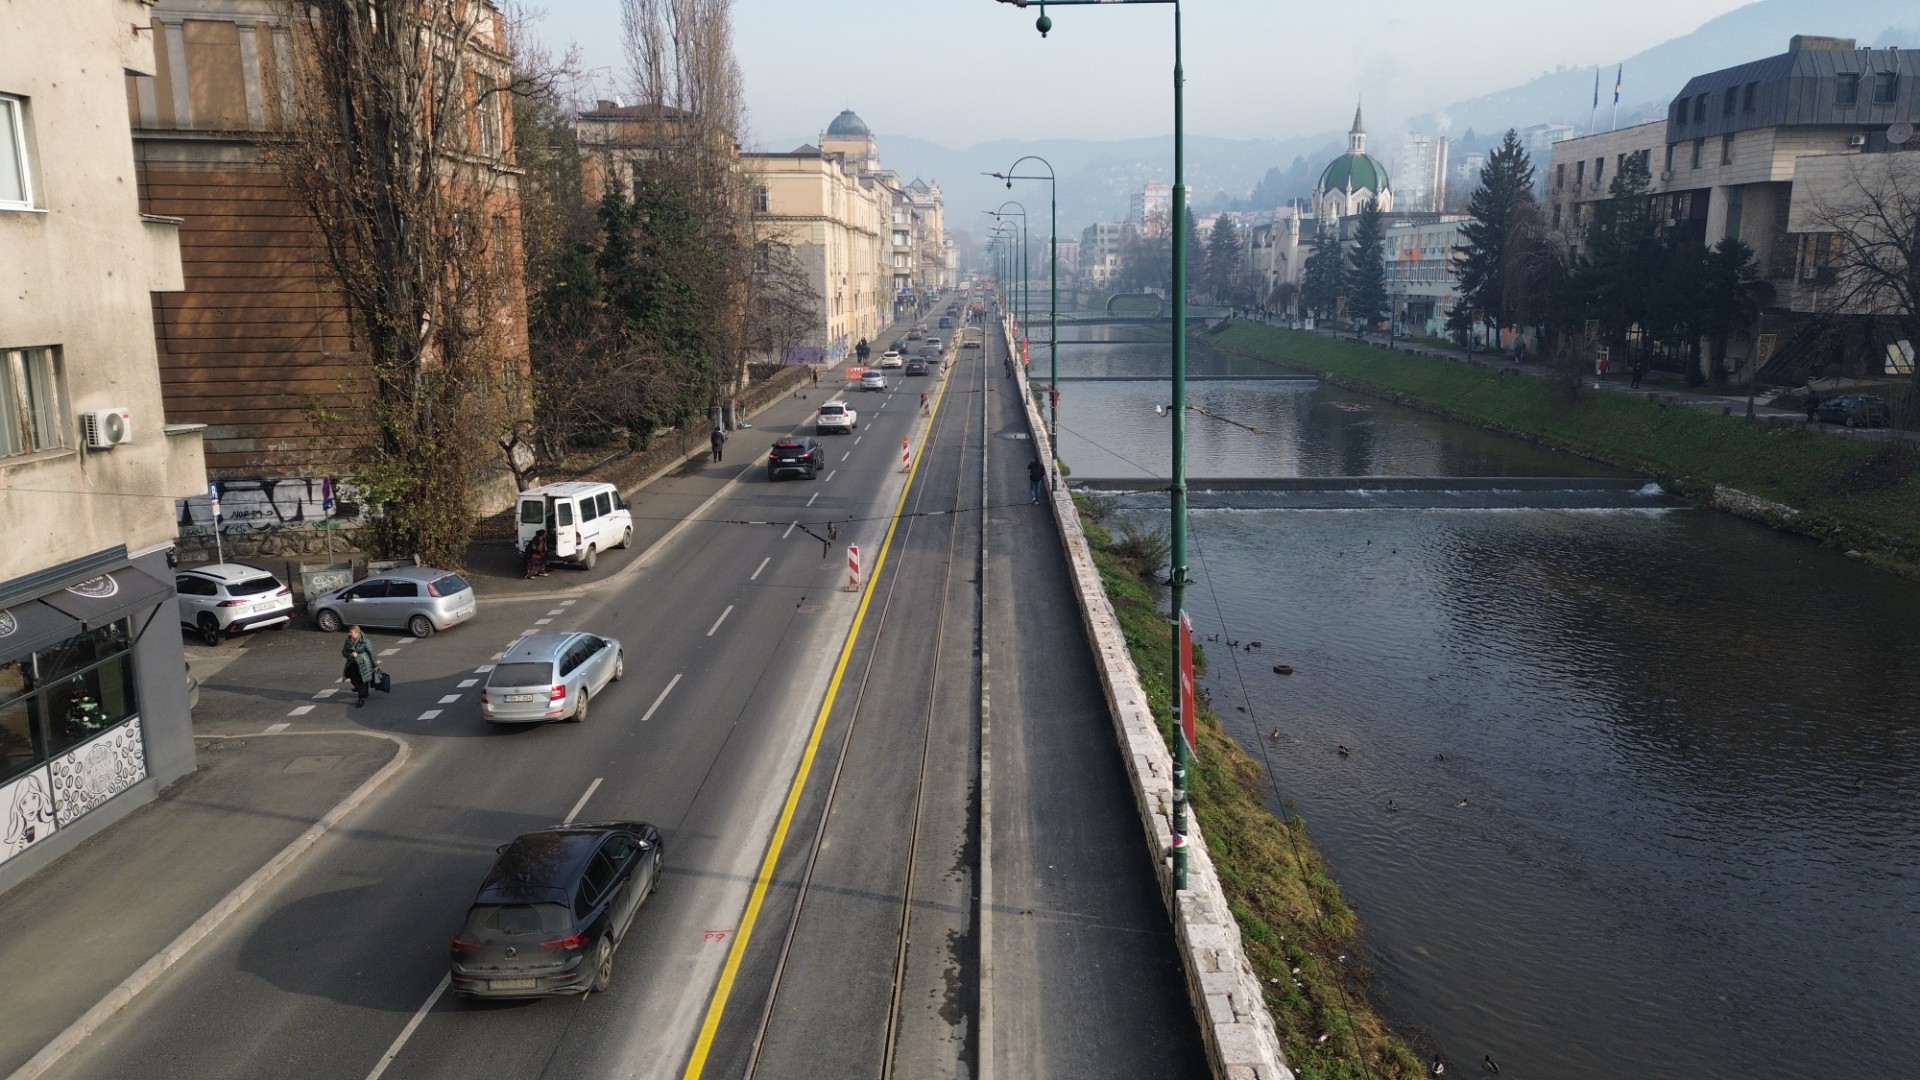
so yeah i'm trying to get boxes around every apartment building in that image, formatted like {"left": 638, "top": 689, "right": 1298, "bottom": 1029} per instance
{"left": 819, "top": 111, "right": 948, "bottom": 317}
{"left": 742, "top": 143, "right": 887, "bottom": 360}
{"left": 1, "top": 0, "right": 208, "bottom": 894}
{"left": 1397, "top": 133, "right": 1450, "bottom": 213}
{"left": 1385, "top": 215, "right": 1470, "bottom": 333}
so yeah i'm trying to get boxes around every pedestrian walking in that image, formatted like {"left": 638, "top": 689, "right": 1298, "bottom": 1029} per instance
{"left": 523, "top": 528, "right": 549, "bottom": 579}
{"left": 811, "top": 366, "right": 820, "bottom": 384}
{"left": 1806, "top": 384, "right": 1821, "bottom": 422}
{"left": 1598, "top": 353, "right": 1611, "bottom": 381}
{"left": 341, "top": 625, "right": 377, "bottom": 708}
{"left": 1028, "top": 457, "right": 1047, "bottom": 504}
{"left": 710, "top": 426, "right": 727, "bottom": 463}
{"left": 920, "top": 391, "right": 929, "bottom": 415}
{"left": 1630, "top": 360, "right": 1645, "bottom": 389}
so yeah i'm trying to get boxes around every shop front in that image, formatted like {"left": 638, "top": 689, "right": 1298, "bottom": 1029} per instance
{"left": 0, "top": 546, "right": 194, "bottom": 892}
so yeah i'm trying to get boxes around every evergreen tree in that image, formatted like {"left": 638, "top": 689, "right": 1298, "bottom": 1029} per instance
{"left": 1205, "top": 214, "right": 1244, "bottom": 302}
{"left": 1576, "top": 151, "right": 1663, "bottom": 375}
{"left": 1453, "top": 129, "right": 1536, "bottom": 339}
{"left": 1301, "top": 232, "right": 1348, "bottom": 321}
{"left": 1697, "top": 238, "right": 1772, "bottom": 383}
{"left": 1346, "top": 198, "right": 1388, "bottom": 331}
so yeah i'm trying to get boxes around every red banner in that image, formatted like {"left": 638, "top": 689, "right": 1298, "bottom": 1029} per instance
{"left": 1178, "top": 611, "right": 1197, "bottom": 759}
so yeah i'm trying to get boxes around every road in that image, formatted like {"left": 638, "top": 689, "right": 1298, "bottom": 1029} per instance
{"left": 35, "top": 302, "right": 1204, "bottom": 1080}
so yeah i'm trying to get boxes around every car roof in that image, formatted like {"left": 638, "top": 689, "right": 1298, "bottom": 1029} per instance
{"left": 499, "top": 632, "right": 587, "bottom": 663}
{"left": 772, "top": 437, "right": 813, "bottom": 447}
{"left": 369, "top": 565, "right": 452, "bottom": 582}
{"left": 471, "top": 822, "right": 658, "bottom": 905}
{"left": 820, "top": 400, "right": 848, "bottom": 408}
{"left": 180, "top": 563, "right": 279, "bottom": 584}
{"left": 521, "top": 481, "right": 615, "bottom": 498}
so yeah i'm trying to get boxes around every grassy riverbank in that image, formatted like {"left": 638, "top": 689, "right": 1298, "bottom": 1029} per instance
{"left": 1210, "top": 323, "right": 1920, "bottom": 573}
{"left": 1078, "top": 497, "right": 1425, "bottom": 1080}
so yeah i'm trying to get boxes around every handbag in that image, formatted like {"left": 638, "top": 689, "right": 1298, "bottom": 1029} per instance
{"left": 376, "top": 668, "right": 392, "bottom": 694}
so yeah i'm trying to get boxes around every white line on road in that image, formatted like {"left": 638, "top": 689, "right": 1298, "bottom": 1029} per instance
{"left": 855, "top": 435, "right": 862, "bottom": 444}
{"left": 639, "top": 674, "right": 682, "bottom": 724}
{"left": 751, "top": 557, "right": 770, "bottom": 581}
{"left": 264, "top": 722, "right": 290, "bottom": 734}
{"left": 364, "top": 974, "right": 450, "bottom": 1080}
{"left": 476, "top": 663, "right": 495, "bottom": 673}
{"left": 825, "top": 470, "right": 836, "bottom": 482}
{"left": 546, "top": 608, "right": 566, "bottom": 616}
{"left": 438, "top": 695, "right": 460, "bottom": 705}
{"left": 457, "top": 678, "right": 478, "bottom": 688}
{"left": 565, "top": 777, "right": 604, "bottom": 824}
{"left": 377, "top": 648, "right": 400, "bottom": 657}
{"left": 535, "top": 618, "right": 553, "bottom": 625}
{"left": 489, "top": 653, "right": 504, "bottom": 662}
{"left": 841, "top": 451, "right": 851, "bottom": 461}
{"left": 314, "top": 688, "right": 337, "bottom": 699}
{"left": 288, "top": 706, "right": 314, "bottom": 717}
{"left": 782, "top": 521, "right": 797, "bottom": 539}
{"left": 706, "top": 605, "right": 734, "bottom": 636}
{"left": 418, "top": 710, "right": 442, "bottom": 720}
{"left": 559, "top": 599, "right": 576, "bottom": 606}
{"left": 396, "top": 638, "right": 417, "bottom": 646}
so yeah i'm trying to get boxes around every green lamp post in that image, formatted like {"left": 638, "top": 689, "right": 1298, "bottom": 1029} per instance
{"left": 987, "top": 157, "right": 1059, "bottom": 490}
{"left": 993, "top": 0, "right": 1192, "bottom": 893}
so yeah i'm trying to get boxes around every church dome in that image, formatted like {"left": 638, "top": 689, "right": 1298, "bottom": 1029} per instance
{"left": 826, "top": 109, "right": 870, "bottom": 137}
{"left": 1319, "top": 153, "right": 1390, "bottom": 195}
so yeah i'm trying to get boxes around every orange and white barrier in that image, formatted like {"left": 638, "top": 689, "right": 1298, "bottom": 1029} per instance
{"left": 846, "top": 544, "right": 861, "bottom": 590}
{"left": 900, "top": 437, "right": 911, "bottom": 472}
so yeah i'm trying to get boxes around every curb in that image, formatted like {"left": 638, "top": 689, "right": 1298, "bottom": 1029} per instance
{"left": 7, "top": 730, "right": 411, "bottom": 1080}
{"left": 1004, "top": 317, "right": 1293, "bottom": 1080}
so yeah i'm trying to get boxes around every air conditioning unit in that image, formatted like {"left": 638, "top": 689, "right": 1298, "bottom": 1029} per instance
{"left": 1847, "top": 134, "right": 1868, "bottom": 148}
{"left": 82, "top": 408, "right": 133, "bottom": 449}
{"left": 1659, "top": 170, "right": 1674, "bottom": 181}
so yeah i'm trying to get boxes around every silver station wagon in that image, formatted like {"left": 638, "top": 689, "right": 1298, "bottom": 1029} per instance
{"left": 481, "top": 632, "right": 624, "bottom": 724}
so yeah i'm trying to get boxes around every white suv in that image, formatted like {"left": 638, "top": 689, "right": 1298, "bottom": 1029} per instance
{"left": 816, "top": 400, "right": 857, "bottom": 434}
{"left": 175, "top": 564, "right": 294, "bottom": 645}
{"left": 878, "top": 350, "right": 904, "bottom": 368}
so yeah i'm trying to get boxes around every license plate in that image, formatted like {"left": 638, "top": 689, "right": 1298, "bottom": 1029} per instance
{"left": 490, "top": 978, "right": 537, "bottom": 991}
{"left": 505, "top": 694, "right": 535, "bottom": 703}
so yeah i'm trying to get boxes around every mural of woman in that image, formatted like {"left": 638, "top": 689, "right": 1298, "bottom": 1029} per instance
{"left": 3, "top": 772, "right": 56, "bottom": 858}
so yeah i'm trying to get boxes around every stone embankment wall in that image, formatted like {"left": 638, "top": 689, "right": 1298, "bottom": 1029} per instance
{"left": 1004, "top": 321, "right": 1293, "bottom": 1080}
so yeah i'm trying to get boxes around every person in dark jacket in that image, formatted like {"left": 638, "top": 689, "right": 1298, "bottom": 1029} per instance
{"left": 342, "top": 625, "right": 377, "bottom": 708}
{"left": 523, "top": 529, "right": 549, "bottom": 579}
{"left": 1028, "top": 457, "right": 1047, "bottom": 504}
{"left": 711, "top": 427, "right": 727, "bottom": 462}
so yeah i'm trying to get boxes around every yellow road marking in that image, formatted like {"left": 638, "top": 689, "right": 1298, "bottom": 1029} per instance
{"left": 679, "top": 341, "right": 961, "bottom": 1078}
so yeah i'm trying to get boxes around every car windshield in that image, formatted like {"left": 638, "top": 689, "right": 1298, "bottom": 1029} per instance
{"left": 519, "top": 500, "right": 545, "bottom": 525}
{"left": 820, "top": 405, "right": 843, "bottom": 415}
{"left": 489, "top": 662, "right": 556, "bottom": 688}
{"left": 775, "top": 442, "right": 805, "bottom": 451}
{"left": 427, "top": 574, "right": 470, "bottom": 597}
{"left": 226, "top": 576, "right": 280, "bottom": 597}
{"left": 463, "top": 903, "right": 571, "bottom": 935}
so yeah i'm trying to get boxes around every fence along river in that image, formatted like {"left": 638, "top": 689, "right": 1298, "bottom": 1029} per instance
{"left": 1046, "top": 322, "right": 1920, "bottom": 1079}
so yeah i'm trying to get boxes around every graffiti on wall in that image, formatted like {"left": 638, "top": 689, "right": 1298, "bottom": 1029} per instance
{"left": 176, "top": 477, "right": 362, "bottom": 538}
{"left": 50, "top": 719, "right": 146, "bottom": 827}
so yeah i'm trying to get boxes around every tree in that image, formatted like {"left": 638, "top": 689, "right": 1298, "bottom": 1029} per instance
{"left": 1346, "top": 198, "right": 1388, "bottom": 332}
{"left": 1803, "top": 154, "right": 1920, "bottom": 417}
{"left": 743, "top": 239, "right": 821, "bottom": 367}
{"left": 1697, "top": 238, "right": 1773, "bottom": 384}
{"left": 1300, "top": 233, "right": 1348, "bottom": 321}
{"left": 1576, "top": 151, "right": 1665, "bottom": 378}
{"left": 272, "top": 1, "right": 539, "bottom": 567}
{"left": 1117, "top": 224, "right": 1170, "bottom": 294}
{"left": 1204, "top": 214, "right": 1244, "bottom": 302}
{"left": 1453, "top": 129, "right": 1537, "bottom": 343}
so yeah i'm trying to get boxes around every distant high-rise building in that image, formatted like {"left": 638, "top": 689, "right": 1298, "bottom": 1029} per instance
{"left": 1397, "top": 133, "right": 1450, "bottom": 212}
{"left": 1130, "top": 182, "right": 1171, "bottom": 235}
{"left": 1518, "top": 123, "right": 1575, "bottom": 193}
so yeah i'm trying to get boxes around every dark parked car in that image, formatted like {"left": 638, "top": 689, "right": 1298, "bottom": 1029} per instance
{"left": 1813, "top": 394, "right": 1890, "bottom": 428}
{"left": 938, "top": 316, "right": 953, "bottom": 328}
{"left": 905, "top": 356, "right": 929, "bottom": 376}
{"left": 889, "top": 338, "right": 907, "bottom": 352}
{"left": 449, "top": 822, "right": 664, "bottom": 998}
{"left": 767, "top": 436, "right": 824, "bottom": 479}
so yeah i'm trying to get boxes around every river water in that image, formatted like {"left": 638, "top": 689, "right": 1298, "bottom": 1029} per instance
{"left": 1043, "top": 324, "right": 1920, "bottom": 1080}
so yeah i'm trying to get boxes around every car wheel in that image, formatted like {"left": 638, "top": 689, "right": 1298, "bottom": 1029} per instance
{"left": 618, "top": 526, "right": 634, "bottom": 550}
{"left": 571, "top": 689, "right": 589, "bottom": 723}
{"left": 590, "top": 936, "right": 614, "bottom": 993}
{"left": 581, "top": 544, "right": 598, "bottom": 570}
{"left": 408, "top": 614, "right": 435, "bottom": 638}
{"left": 611, "top": 651, "right": 624, "bottom": 682}
{"left": 196, "top": 615, "right": 221, "bottom": 647}
{"left": 314, "top": 608, "right": 343, "bottom": 633}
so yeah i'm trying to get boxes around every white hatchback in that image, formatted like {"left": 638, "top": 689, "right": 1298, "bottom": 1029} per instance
{"left": 878, "top": 350, "right": 904, "bottom": 368}
{"left": 816, "top": 400, "right": 857, "bottom": 433}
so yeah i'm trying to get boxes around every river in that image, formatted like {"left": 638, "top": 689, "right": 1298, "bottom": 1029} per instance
{"left": 1043, "top": 323, "right": 1920, "bottom": 1080}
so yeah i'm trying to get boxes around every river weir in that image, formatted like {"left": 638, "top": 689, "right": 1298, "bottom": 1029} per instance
{"left": 1049, "top": 323, "right": 1920, "bottom": 1079}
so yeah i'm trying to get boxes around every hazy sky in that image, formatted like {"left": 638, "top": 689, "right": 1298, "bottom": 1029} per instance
{"left": 529, "top": 0, "right": 1754, "bottom": 146}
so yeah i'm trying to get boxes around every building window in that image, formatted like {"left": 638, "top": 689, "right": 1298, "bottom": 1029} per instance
{"left": 1552, "top": 203, "right": 1561, "bottom": 228}
{"left": 1836, "top": 74, "right": 1860, "bottom": 106}
{"left": 1873, "top": 72, "right": 1898, "bottom": 105}
{"left": 0, "top": 620, "right": 138, "bottom": 785}
{"left": 1664, "top": 144, "right": 1676, "bottom": 173}
{"left": 1742, "top": 81, "right": 1757, "bottom": 112}
{"left": 1721, "top": 134, "right": 1734, "bottom": 166}
{"left": 1554, "top": 163, "right": 1565, "bottom": 190}
{"left": 1672, "top": 99, "right": 1687, "bottom": 126}
{"left": 1691, "top": 138, "right": 1705, "bottom": 169}
{"left": 1574, "top": 160, "right": 1584, "bottom": 187}
{"left": 1693, "top": 94, "right": 1708, "bottom": 122}
{"left": 0, "top": 94, "right": 31, "bottom": 209}
{"left": 1722, "top": 91, "right": 1736, "bottom": 117}
{"left": 1593, "top": 157, "right": 1604, "bottom": 188}
{"left": 1641, "top": 148, "right": 1653, "bottom": 174}
{"left": 1, "top": 346, "right": 66, "bottom": 458}
{"left": 754, "top": 186, "right": 769, "bottom": 212}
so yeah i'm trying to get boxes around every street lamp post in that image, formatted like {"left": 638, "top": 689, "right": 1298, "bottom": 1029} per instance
{"left": 988, "top": 157, "right": 1060, "bottom": 490}
{"left": 986, "top": 204, "right": 1029, "bottom": 344}
{"left": 993, "top": 0, "right": 1192, "bottom": 894}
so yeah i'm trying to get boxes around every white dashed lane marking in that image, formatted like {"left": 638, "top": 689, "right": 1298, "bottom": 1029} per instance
{"left": 565, "top": 777, "right": 603, "bottom": 824}
{"left": 314, "top": 689, "right": 337, "bottom": 699}
{"left": 751, "top": 557, "right": 770, "bottom": 581}
{"left": 545, "top": 609, "right": 565, "bottom": 616}
{"left": 438, "top": 695, "right": 460, "bottom": 705}
{"left": 378, "top": 648, "right": 400, "bottom": 657}
{"left": 476, "top": 663, "right": 496, "bottom": 672}
{"left": 457, "top": 679, "right": 478, "bottom": 688}
{"left": 535, "top": 618, "right": 553, "bottom": 625}
{"left": 841, "top": 452, "right": 850, "bottom": 461}
{"left": 639, "top": 674, "right": 682, "bottom": 724}
{"left": 825, "top": 471, "right": 836, "bottom": 482}
{"left": 782, "top": 521, "right": 797, "bottom": 539}
{"left": 264, "top": 722, "right": 290, "bottom": 734}
{"left": 418, "top": 710, "right": 442, "bottom": 720}
{"left": 706, "top": 606, "right": 734, "bottom": 637}
{"left": 288, "top": 706, "right": 314, "bottom": 717}
{"left": 806, "top": 492, "right": 818, "bottom": 507}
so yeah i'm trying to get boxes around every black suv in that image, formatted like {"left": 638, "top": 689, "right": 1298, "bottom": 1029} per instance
{"left": 767, "top": 437, "right": 824, "bottom": 480}
{"left": 1812, "top": 394, "right": 1891, "bottom": 428}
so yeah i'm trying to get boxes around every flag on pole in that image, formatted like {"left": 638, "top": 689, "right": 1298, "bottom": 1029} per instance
{"left": 1592, "top": 68, "right": 1600, "bottom": 110}
{"left": 1613, "top": 64, "right": 1623, "bottom": 105}
{"left": 1178, "top": 612, "right": 1197, "bottom": 759}
{"left": 321, "top": 476, "right": 335, "bottom": 514}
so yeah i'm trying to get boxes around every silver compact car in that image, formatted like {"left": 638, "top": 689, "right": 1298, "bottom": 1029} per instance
{"left": 481, "top": 632, "right": 624, "bottom": 724}
{"left": 310, "top": 565, "right": 477, "bottom": 638}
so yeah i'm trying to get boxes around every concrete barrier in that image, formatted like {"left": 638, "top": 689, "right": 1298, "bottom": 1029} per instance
{"left": 1004, "top": 319, "right": 1293, "bottom": 1080}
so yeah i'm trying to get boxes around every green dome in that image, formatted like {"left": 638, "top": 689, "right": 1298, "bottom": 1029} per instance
{"left": 1319, "top": 153, "right": 1390, "bottom": 195}
{"left": 826, "top": 109, "right": 870, "bottom": 136}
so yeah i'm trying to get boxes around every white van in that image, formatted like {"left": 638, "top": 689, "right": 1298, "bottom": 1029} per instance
{"left": 517, "top": 482, "right": 634, "bottom": 570}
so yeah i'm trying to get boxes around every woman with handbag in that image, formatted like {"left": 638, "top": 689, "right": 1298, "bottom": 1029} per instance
{"left": 342, "top": 625, "right": 378, "bottom": 708}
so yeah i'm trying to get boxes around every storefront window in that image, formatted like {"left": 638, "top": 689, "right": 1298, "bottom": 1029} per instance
{"left": 0, "top": 617, "right": 138, "bottom": 777}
